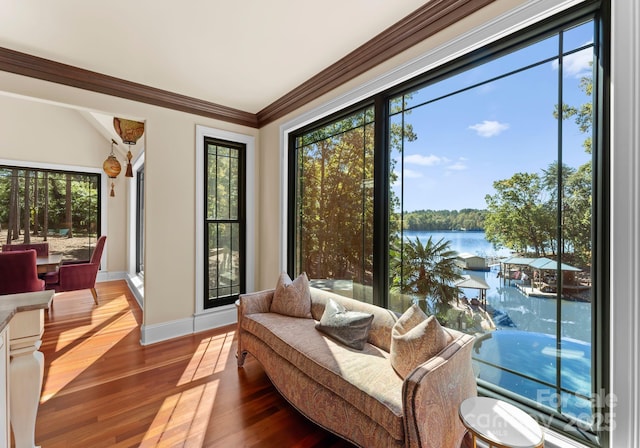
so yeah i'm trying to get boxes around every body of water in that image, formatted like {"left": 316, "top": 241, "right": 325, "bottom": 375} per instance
{"left": 403, "top": 230, "right": 592, "bottom": 343}
{"left": 405, "top": 230, "right": 593, "bottom": 419}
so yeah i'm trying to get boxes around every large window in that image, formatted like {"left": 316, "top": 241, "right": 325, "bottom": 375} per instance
{"left": 204, "top": 138, "right": 245, "bottom": 309}
{"left": 289, "top": 5, "right": 606, "bottom": 446}
{"left": 291, "top": 106, "right": 375, "bottom": 302}
{"left": 0, "top": 166, "right": 101, "bottom": 260}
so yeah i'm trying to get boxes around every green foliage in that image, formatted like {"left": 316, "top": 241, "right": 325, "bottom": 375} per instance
{"left": 296, "top": 107, "right": 375, "bottom": 285}
{"left": 0, "top": 169, "right": 99, "bottom": 240}
{"left": 484, "top": 172, "right": 555, "bottom": 256}
{"left": 391, "top": 236, "right": 462, "bottom": 316}
{"left": 206, "top": 144, "right": 240, "bottom": 220}
{"left": 487, "top": 74, "right": 593, "bottom": 267}
{"left": 402, "top": 209, "right": 486, "bottom": 231}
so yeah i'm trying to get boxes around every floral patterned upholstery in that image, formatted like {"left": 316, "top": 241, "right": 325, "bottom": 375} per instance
{"left": 237, "top": 287, "right": 477, "bottom": 448}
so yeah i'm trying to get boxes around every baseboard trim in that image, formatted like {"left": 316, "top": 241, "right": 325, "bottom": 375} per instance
{"left": 139, "top": 304, "right": 236, "bottom": 346}
{"left": 125, "top": 273, "right": 144, "bottom": 309}
{"left": 140, "top": 318, "right": 193, "bottom": 346}
{"left": 98, "top": 272, "right": 236, "bottom": 345}
{"left": 193, "top": 304, "right": 237, "bottom": 333}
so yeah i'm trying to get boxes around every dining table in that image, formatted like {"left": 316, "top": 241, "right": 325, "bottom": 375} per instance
{"left": 35, "top": 254, "right": 63, "bottom": 274}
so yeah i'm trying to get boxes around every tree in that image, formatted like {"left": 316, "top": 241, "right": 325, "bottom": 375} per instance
{"left": 43, "top": 172, "right": 49, "bottom": 241}
{"left": 484, "top": 73, "right": 593, "bottom": 266}
{"left": 554, "top": 72, "right": 593, "bottom": 267}
{"left": 394, "top": 236, "right": 462, "bottom": 317}
{"left": 65, "top": 174, "right": 73, "bottom": 238}
{"left": 297, "top": 103, "right": 416, "bottom": 292}
{"left": 23, "top": 169, "right": 31, "bottom": 243}
{"left": 556, "top": 75, "right": 593, "bottom": 154}
{"left": 484, "top": 172, "right": 555, "bottom": 256}
{"left": 7, "top": 170, "right": 19, "bottom": 243}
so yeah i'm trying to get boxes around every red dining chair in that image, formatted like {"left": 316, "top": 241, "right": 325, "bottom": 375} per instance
{"left": 45, "top": 236, "right": 106, "bottom": 305}
{"left": 2, "top": 242, "right": 49, "bottom": 257}
{"left": 0, "top": 249, "right": 45, "bottom": 295}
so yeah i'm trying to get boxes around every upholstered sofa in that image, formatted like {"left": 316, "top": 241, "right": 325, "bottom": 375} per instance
{"left": 237, "top": 281, "right": 477, "bottom": 448}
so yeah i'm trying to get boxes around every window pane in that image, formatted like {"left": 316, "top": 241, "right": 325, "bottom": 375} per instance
{"left": 0, "top": 167, "right": 100, "bottom": 261}
{"left": 295, "top": 107, "right": 374, "bottom": 302}
{"left": 207, "top": 222, "right": 240, "bottom": 302}
{"left": 395, "top": 33, "right": 559, "bottom": 113}
{"left": 207, "top": 144, "right": 240, "bottom": 221}
{"left": 388, "top": 20, "right": 595, "bottom": 428}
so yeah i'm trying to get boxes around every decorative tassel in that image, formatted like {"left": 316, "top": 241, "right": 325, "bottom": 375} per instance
{"left": 125, "top": 148, "right": 134, "bottom": 178}
{"left": 110, "top": 181, "right": 116, "bottom": 197}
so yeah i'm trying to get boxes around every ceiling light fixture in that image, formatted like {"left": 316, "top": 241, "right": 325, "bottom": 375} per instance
{"left": 103, "top": 139, "right": 122, "bottom": 197}
{"left": 113, "top": 118, "right": 145, "bottom": 178}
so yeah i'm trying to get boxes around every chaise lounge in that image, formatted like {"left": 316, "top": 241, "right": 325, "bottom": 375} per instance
{"left": 237, "top": 273, "right": 477, "bottom": 448}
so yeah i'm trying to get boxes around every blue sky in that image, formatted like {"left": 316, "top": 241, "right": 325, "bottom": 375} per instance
{"left": 392, "top": 21, "right": 594, "bottom": 212}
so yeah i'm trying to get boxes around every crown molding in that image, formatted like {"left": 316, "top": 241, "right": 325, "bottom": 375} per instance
{"left": 0, "top": 0, "right": 495, "bottom": 129}
{"left": 0, "top": 46, "right": 259, "bottom": 128}
{"left": 256, "top": 0, "right": 496, "bottom": 126}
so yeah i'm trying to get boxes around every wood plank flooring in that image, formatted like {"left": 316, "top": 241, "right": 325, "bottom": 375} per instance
{"left": 34, "top": 280, "right": 353, "bottom": 448}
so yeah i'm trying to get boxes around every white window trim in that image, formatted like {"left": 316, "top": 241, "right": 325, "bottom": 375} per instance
{"left": 279, "top": 1, "right": 640, "bottom": 447}
{"left": 194, "top": 125, "right": 255, "bottom": 329}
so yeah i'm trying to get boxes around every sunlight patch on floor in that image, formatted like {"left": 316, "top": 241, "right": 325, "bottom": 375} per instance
{"left": 41, "top": 307, "right": 134, "bottom": 402}
{"left": 52, "top": 300, "right": 131, "bottom": 352}
{"left": 177, "top": 330, "right": 235, "bottom": 385}
{"left": 139, "top": 380, "right": 219, "bottom": 447}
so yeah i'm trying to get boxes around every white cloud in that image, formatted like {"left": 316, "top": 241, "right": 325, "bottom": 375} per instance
{"left": 447, "top": 162, "right": 467, "bottom": 171}
{"left": 551, "top": 47, "right": 592, "bottom": 78}
{"left": 403, "top": 168, "right": 422, "bottom": 178}
{"left": 404, "top": 154, "right": 449, "bottom": 166}
{"left": 469, "top": 120, "right": 509, "bottom": 138}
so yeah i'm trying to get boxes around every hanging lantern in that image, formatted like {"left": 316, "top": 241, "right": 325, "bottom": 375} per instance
{"left": 114, "top": 117, "right": 144, "bottom": 178}
{"left": 103, "top": 139, "right": 121, "bottom": 197}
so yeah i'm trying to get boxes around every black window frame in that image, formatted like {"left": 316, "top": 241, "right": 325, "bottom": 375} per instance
{"left": 287, "top": 1, "right": 609, "bottom": 445}
{"left": 0, "top": 164, "right": 102, "bottom": 261}
{"left": 203, "top": 136, "right": 246, "bottom": 309}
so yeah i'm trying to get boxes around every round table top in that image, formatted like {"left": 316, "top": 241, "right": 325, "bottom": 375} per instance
{"left": 459, "top": 397, "right": 544, "bottom": 448}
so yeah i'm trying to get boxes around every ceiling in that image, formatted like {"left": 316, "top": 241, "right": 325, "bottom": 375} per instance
{"left": 0, "top": 0, "right": 429, "bottom": 114}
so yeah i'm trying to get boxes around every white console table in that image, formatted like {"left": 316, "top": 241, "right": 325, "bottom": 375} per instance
{"left": 0, "top": 290, "right": 54, "bottom": 448}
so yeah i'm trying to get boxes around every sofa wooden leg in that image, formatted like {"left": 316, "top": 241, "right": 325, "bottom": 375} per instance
{"left": 237, "top": 350, "right": 247, "bottom": 367}
{"left": 90, "top": 288, "right": 99, "bottom": 305}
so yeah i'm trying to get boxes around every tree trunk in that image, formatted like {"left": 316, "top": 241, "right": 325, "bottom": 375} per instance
{"left": 65, "top": 174, "right": 73, "bottom": 238}
{"left": 7, "top": 170, "right": 18, "bottom": 243}
{"left": 23, "top": 170, "right": 31, "bottom": 243}
{"left": 33, "top": 171, "right": 39, "bottom": 237}
{"left": 43, "top": 172, "right": 49, "bottom": 241}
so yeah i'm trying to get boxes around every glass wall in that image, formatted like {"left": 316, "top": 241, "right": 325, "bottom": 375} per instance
{"left": 389, "top": 18, "right": 596, "bottom": 432}
{"left": 0, "top": 166, "right": 101, "bottom": 261}
{"left": 289, "top": 7, "right": 604, "bottom": 444}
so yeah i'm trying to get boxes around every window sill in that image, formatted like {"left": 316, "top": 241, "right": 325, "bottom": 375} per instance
{"left": 543, "top": 428, "right": 592, "bottom": 448}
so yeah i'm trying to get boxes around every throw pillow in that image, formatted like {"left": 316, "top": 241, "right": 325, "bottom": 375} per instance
{"left": 315, "top": 298, "right": 374, "bottom": 350}
{"left": 270, "top": 271, "right": 312, "bottom": 318}
{"left": 390, "top": 304, "right": 450, "bottom": 378}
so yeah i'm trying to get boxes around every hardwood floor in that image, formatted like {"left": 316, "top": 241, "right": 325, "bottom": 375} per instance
{"left": 35, "top": 280, "right": 353, "bottom": 448}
